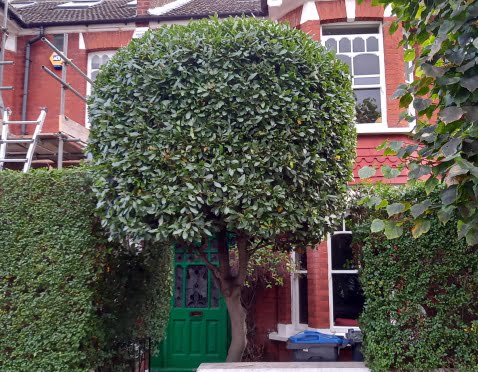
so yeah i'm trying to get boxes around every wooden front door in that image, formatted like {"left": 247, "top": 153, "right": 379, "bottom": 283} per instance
{"left": 151, "top": 241, "right": 229, "bottom": 372}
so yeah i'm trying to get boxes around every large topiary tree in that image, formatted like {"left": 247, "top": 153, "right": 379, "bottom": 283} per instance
{"left": 88, "top": 17, "right": 356, "bottom": 362}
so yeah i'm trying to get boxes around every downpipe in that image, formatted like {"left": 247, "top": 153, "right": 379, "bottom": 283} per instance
{"left": 21, "top": 27, "right": 44, "bottom": 135}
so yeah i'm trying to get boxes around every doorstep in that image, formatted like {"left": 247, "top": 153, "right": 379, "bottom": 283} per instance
{"left": 197, "top": 362, "right": 369, "bottom": 372}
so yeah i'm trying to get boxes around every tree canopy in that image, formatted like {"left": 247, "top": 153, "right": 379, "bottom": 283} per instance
{"left": 88, "top": 16, "right": 356, "bottom": 361}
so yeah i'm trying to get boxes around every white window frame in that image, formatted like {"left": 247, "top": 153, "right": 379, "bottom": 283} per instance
{"left": 85, "top": 50, "right": 116, "bottom": 128}
{"left": 291, "top": 251, "right": 308, "bottom": 330}
{"left": 328, "top": 231, "right": 361, "bottom": 333}
{"left": 321, "top": 22, "right": 388, "bottom": 134}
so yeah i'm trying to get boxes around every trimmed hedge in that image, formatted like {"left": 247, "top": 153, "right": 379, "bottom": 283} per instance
{"left": 355, "top": 184, "right": 478, "bottom": 370}
{"left": 0, "top": 169, "right": 172, "bottom": 371}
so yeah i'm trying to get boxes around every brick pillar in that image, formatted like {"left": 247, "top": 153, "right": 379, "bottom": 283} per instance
{"left": 307, "top": 240, "right": 330, "bottom": 328}
{"left": 383, "top": 17, "right": 407, "bottom": 127}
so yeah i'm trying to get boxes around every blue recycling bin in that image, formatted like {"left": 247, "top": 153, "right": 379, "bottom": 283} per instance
{"left": 286, "top": 331, "right": 348, "bottom": 362}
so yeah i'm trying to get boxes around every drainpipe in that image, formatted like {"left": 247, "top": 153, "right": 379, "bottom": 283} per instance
{"left": 21, "top": 27, "right": 44, "bottom": 134}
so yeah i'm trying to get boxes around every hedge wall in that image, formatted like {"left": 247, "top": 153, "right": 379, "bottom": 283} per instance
{"left": 355, "top": 185, "right": 478, "bottom": 370}
{"left": 0, "top": 169, "right": 172, "bottom": 371}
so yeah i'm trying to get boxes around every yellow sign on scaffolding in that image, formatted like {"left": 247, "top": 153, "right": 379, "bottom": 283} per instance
{"left": 49, "top": 52, "right": 63, "bottom": 70}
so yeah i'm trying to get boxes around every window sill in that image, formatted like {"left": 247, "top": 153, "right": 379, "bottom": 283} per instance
{"left": 356, "top": 123, "right": 414, "bottom": 134}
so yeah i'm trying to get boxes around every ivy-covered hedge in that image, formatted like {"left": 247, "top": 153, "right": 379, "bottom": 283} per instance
{"left": 355, "top": 184, "right": 478, "bottom": 370}
{"left": 0, "top": 169, "right": 172, "bottom": 371}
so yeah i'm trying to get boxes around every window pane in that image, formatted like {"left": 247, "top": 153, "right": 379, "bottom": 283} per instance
{"left": 353, "top": 37, "right": 365, "bottom": 52}
{"left": 298, "top": 274, "right": 308, "bottom": 324}
{"left": 354, "top": 76, "right": 380, "bottom": 85}
{"left": 295, "top": 251, "right": 307, "bottom": 271}
{"left": 101, "top": 55, "right": 110, "bottom": 65}
{"left": 332, "top": 274, "right": 364, "bottom": 324}
{"left": 323, "top": 25, "right": 380, "bottom": 35}
{"left": 339, "top": 38, "right": 351, "bottom": 53}
{"left": 91, "top": 55, "right": 100, "bottom": 69}
{"left": 186, "top": 265, "right": 208, "bottom": 308}
{"left": 355, "top": 88, "right": 382, "bottom": 124}
{"left": 91, "top": 70, "right": 99, "bottom": 81}
{"left": 353, "top": 54, "right": 379, "bottom": 75}
{"left": 331, "top": 233, "right": 354, "bottom": 270}
{"left": 325, "top": 39, "right": 337, "bottom": 52}
{"left": 337, "top": 54, "right": 352, "bottom": 73}
{"left": 366, "top": 36, "right": 379, "bottom": 52}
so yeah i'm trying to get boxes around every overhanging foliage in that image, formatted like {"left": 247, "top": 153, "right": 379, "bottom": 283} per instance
{"left": 358, "top": 0, "right": 478, "bottom": 244}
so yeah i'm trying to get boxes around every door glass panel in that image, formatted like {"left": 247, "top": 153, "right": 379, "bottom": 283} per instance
{"left": 174, "top": 266, "right": 184, "bottom": 308}
{"left": 353, "top": 37, "right": 365, "bottom": 52}
{"left": 353, "top": 54, "right": 379, "bottom": 75}
{"left": 175, "top": 252, "right": 184, "bottom": 262}
{"left": 186, "top": 265, "right": 208, "bottom": 308}
{"left": 339, "top": 38, "right": 351, "bottom": 53}
{"left": 354, "top": 88, "right": 382, "bottom": 123}
{"left": 366, "top": 36, "right": 379, "bottom": 52}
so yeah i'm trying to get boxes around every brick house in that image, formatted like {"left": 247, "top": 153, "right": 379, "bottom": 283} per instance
{"left": 1, "top": 0, "right": 412, "bottom": 367}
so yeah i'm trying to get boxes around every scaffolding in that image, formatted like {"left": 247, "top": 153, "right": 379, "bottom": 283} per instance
{"left": 0, "top": 0, "right": 88, "bottom": 171}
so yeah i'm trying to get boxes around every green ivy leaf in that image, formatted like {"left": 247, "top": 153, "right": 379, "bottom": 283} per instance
{"left": 439, "top": 106, "right": 464, "bottom": 124}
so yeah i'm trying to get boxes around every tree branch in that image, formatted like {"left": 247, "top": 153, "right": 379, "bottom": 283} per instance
{"left": 235, "top": 232, "right": 249, "bottom": 287}
{"left": 192, "top": 240, "right": 220, "bottom": 279}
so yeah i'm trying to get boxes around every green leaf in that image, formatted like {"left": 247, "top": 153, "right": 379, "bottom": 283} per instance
{"left": 384, "top": 221, "right": 403, "bottom": 239}
{"left": 381, "top": 165, "right": 401, "bottom": 179}
{"left": 437, "top": 205, "right": 455, "bottom": 224}
{"left": 410, "top": 199, "right": 432, "bottom": 218}
{"left": 411, "top": 219, "right": 431, "bottom": 238}
{"left": 413, "top": 98, "right": 432, "bottom": 112}
{"left": 460, "top": 76, "right": 478, "bottom": 92}
{"left": 387, "top": 203, "right": 406, "bottom": 217}
{"left": 371, "top": 218, "right": 385, "bottom": 233}
{"left": 404, "top": 48, "right": 416, "bottom": 62}
{"left": 441, "top": 186, "right": 458, "bottom": 206}
{"left": 358, "top": 166, "right": 376, "bottom": 179}
{"left": 424, "top": 177, "right": 439, "bottom": 195}
{"left": 439, "top": 106, "right": 464, "bottom": 124}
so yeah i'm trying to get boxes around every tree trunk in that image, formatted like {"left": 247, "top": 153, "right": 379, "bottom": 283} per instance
{"left": 224, "top": 285, "right": 247, "bottom": 362}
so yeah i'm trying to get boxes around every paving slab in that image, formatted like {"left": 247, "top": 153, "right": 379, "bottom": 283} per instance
{"left": 198, "top": 362, "right": 370, "bottom": 372}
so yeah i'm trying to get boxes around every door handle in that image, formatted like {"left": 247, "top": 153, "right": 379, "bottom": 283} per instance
{"left": 190, "top": 311, "right": 203, "bottom": 317}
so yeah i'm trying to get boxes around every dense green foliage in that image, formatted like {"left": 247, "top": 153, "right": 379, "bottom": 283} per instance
{"left": 354, "top": 184, "right": 478, "bottom": 370}
{"left": 359, "top": 0, "right": 478, "bottom": 244}
{"left": 0, "top": 169, "right": 172, "bottom": 371}
{"left": 88, "top": 16, "right": 356, "bottom": 247}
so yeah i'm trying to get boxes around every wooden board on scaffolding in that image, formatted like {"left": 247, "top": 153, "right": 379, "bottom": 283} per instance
{"left": 2, "top": 115, "right": 89, "bottom": 170}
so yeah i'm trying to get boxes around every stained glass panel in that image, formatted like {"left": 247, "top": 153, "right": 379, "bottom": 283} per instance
{"left": 186, "top": 265, "right": 208, "bottom": 308}
{"left": 174, "top": 266, "right": 184, "bottom": 308}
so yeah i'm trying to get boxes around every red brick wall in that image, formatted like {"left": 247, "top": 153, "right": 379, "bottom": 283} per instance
{"left": 278, "top": 6, "right": 302, "bottom": 28}
{"left": 307, "top": 242, "right": 330, "bottom": 328}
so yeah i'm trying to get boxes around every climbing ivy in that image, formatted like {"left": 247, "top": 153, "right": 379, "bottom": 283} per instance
{"left": 353, "top": 184, "right": 478, "bottom": 370}
{"left": 0, "top": 169, "right": 172, "bottom": 371}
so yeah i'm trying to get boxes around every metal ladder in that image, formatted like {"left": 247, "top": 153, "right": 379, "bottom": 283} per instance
{"left": 0, "top": 108, "right": 47, "bottom": 172}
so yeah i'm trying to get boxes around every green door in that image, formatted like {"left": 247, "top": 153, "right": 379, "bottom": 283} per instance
{"left": 151, "top": 242, "right": 229, "bottom": 372}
